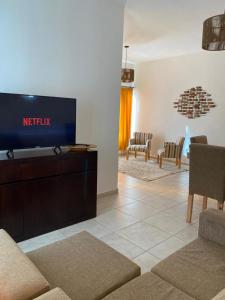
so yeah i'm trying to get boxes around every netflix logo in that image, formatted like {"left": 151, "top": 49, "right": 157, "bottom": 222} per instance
{"left": 23, "top": 117, "right": 51, "bottom": 127}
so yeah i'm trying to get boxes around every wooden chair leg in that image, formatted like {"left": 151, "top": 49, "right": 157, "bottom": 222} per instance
{"left": 186, "top": 194, "right": 194, "bottom": 223}
{"left": 148, "top": 150, "right": 151, "bottom": 160}
{"left": 175, "top": 157, "right": 178, "bottom": 166}
{"left": 126, "top": 150, "right": 129, "bottom": 160}
{"left": 202, "top": 196, "right": 208, "bottom": 211}
{"left": 157, "top": 155, "right": 159, "bottom": 163}
{"left": 218, "top": 201, "right": 224, "bottom": 210}
{"left": 178, "top": 159, "right": 181, "bottom": 169}
{"left": 159, "top": 156, "right": 163, "bottom": 168}
{"left": 145, "top": 152, "right": 148, "bottom": 162}
{"left": 134, "top": 150, "right": 137, "bottom": 158}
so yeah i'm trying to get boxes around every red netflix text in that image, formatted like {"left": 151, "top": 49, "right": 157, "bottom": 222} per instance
{"left": 23, "top": 117, "right": 51, "bottom": 127}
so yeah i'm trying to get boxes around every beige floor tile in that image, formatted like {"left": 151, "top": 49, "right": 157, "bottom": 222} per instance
{"left": 148, "top": 236, "right": 186, "bottom": 259}
{"left": 145, "top": 212, "right": 189, "bottom": 235}
{"left": 100, "top": 232, "right": 144, "bottom": 259}
{"left": 139, "top": 194, "right": 180, "bottom": 210}
{"left": 119, "top": 187, "right": 152, "bottom": 201}
{"left": 117, "top": 222, "right": 170, "bottom": 251}
{"left": 133, "top": 252, "right": 160, "bottom": 274}
{"left": 97, "top": 194, "right": 137, "bottom": 215}
{"left": 60, "top": 219, "right": 111, "bottom": 239}
{"left": 18, "top": 230, "right": 65, "bottom": 253}
{"left": 95, "top": 209, "right": 138, "bottom": 231}
{"left": 118, "top": 201, "right": 161, "bottom": 220}
{"left": 175, "top": 223, "right": 199, "bottom": 244}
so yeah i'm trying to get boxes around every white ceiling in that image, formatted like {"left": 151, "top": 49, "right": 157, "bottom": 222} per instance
{"left": 123, "top": 0, "right": 225, "bottom": 63}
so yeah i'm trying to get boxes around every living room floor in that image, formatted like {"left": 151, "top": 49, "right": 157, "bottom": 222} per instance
{"left": 18, "top": 171, "right": 217, "bottom": 274}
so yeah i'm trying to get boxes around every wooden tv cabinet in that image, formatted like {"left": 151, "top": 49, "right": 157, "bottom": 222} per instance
{"left": 0, "top": 150, "right": 97, "bottom": 242}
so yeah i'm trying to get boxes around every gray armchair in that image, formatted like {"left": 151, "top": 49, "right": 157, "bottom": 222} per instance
{"left": 126, "top": 132, "right": 153, "bottom": 162}
{"left": 186, "top": 144, "right": 225, "bottom": 223}
{"left": 190, "top": 135, "right": 208, "bottom": 144}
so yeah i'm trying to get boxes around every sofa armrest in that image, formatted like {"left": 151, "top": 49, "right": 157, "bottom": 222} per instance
{"left": 198, "top": 209, "right": 225, "bottom": 246}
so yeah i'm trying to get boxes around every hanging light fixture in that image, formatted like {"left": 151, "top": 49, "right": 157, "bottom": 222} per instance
{"left": 202, "top": 11, "right": 225, "bottom": 51}
{"left": 121, "top": 45, "right": 134, "bottom": 83}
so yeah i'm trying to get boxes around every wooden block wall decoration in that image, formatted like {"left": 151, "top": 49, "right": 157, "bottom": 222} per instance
{"left": 173, "top": 86, "right": 216, "bottom": 119}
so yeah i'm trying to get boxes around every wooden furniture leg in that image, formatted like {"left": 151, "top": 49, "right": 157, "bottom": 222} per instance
{"left": 159, "top": 156, "right": 163, "bottom": 168}
{"left": 126, "top": 150, "right": 129, "bottom": 160}
{"left": 148, "top": 150, "right": 151, "bottom": 160}
{"left": 186, "top": 194, "right": 194, "bottom": 223}
{"left": 134, "top": 150, "right": 137, "bottom": 158}
{"left": 145, "top": 152, "right": 148, "bottom": 162}
{"left": 202, "top": 196, "right": 208, "bottom": 211}
{"left": 178, "top": 159, "right": 181, "bottom": 169}
{"left": 218, "top": 201, "right": 224, "bottom": 210}
{"left": 157, "top": 155, "right": 159, "bottom": 163}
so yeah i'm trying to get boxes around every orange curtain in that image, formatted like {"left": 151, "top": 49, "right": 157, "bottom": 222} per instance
{"left": 119, "top": 88, "right": 133, "bottom": 151}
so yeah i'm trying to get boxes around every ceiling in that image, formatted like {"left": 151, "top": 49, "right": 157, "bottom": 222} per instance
{"left": 123, "top": 0, "right": 225, "bottom": 63}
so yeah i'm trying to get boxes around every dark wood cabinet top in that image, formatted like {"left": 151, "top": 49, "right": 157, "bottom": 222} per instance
{"left": 0, "top": 150, "right": 97, "bottom": 184}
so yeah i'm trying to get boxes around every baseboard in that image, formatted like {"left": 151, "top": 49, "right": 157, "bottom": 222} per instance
{"left": 97, "top": 188, "right": 118, "bottom": 198}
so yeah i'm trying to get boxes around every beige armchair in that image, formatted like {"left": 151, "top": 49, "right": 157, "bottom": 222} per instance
{"left": 126, "top": 132, "right": 153, "bottom": 162}
{"left": 157, "top": 137, "right": 185, "bottom": 169}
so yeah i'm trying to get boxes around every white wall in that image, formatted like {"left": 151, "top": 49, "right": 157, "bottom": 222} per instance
{"left": 134, "top": 51, "right": 225, "bottom": 156}
{"left": 0, "top": 0, "right": 125, "bottom": 194}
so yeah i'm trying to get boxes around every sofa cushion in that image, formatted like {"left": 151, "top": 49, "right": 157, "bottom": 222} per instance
{"left": 152, "top": 238, "right": 225, "bottom": 300}
{"left": 212, "top": 288, "right": 225, "bottom": 300}
{"left": 102, "top": 272, "right": 195, "bottom": 300}
{"left": 0, "top": 229, "right": 50, "bottom": 300}
{"left": 34, "top": 288, "right": 71, "bottom": 299}
{"left": 27, "top": 231, "right": 140, "bottom": 300}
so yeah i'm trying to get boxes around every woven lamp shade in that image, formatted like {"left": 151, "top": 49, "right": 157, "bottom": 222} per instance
{"left": 121, "top": 68, "right": 134, "bottom": 83}
{"left": 202, "top": 13, "right": 225, "bottom": 51}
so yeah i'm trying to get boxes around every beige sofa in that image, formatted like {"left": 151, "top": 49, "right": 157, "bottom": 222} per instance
{"left": 104, "top": 209, "right": 225, "bottom": 300}
{"left": 1, "top": 209, "right": 225, "bottom": 300}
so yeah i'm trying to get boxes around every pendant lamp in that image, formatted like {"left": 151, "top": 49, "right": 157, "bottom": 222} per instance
{"left": 121, "top": 46, "right": 134, "bottom": 83}
{"left": 202, "top": 12, "right": 225, "bottom": 51}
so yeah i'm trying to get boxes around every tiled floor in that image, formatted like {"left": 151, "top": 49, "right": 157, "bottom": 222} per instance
{"left": 18, "top": 170, "right": 218, "bottom": 273}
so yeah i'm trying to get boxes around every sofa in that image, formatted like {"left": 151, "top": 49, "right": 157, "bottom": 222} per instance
{"left": 1, "top": 209, "right": 225, "bottom": 300}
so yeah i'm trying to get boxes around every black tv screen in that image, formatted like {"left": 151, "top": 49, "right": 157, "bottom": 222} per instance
{"left": 0, "top": 93, "right": 76, "bottom": 151}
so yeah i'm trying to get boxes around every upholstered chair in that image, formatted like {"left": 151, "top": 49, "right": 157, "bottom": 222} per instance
{"left": 157, "top": 137, "right": 185, "bottom": 169}
{"left": 187, "top": 135, "right": 208, "bottom": 158}
{"left": 126, "top": 132, "right": 153, "bottom": 162}
{"left": 186, "top": 144, "right": 225, "bottom": 223}
{"left": 190, "top": 135, "right": 208, "bottom": 144}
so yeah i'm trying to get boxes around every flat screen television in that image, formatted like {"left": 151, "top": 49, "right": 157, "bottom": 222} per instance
{"left": 0, "top": 93, "right": 76, "bottom": 151}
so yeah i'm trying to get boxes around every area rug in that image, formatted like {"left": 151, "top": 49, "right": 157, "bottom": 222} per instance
{"left": 118, "top": 156, "right": 189, "bottom": 182}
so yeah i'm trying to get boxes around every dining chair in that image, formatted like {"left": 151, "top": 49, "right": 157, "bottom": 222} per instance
{"left": 186, "top": 144, "right": 225, "bottom": 223}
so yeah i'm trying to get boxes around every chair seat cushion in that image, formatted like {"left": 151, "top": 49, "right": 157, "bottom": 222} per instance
{"left": 34, "top": 288, "right": 71, "bottom": 299}
{"left": 152, "top": 238, "right": 225, "bottom": 300}
{"left": 102, "top": 272, "right": 194, "bottom": 300}
{"left": 0, "top": 229, "right": 50, "bottom": 300}
{"left": 27, "top": 231, "right": 140, "bottom": 300}
{"left": 128, "top": 145, "right": 147, "bottom": 152}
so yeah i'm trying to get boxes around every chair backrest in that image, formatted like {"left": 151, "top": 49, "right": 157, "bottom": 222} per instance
{"left": 134, "top": 132, "right": 152, "bottom": 145}
{"left": 189, "top": 144, "right": 225, "bottom": 202}
{"left": 164, "top": 137, "right": 185, "bottom": 159}
{"left": 190, "top": 135, "right": 208, "bottom": 144}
